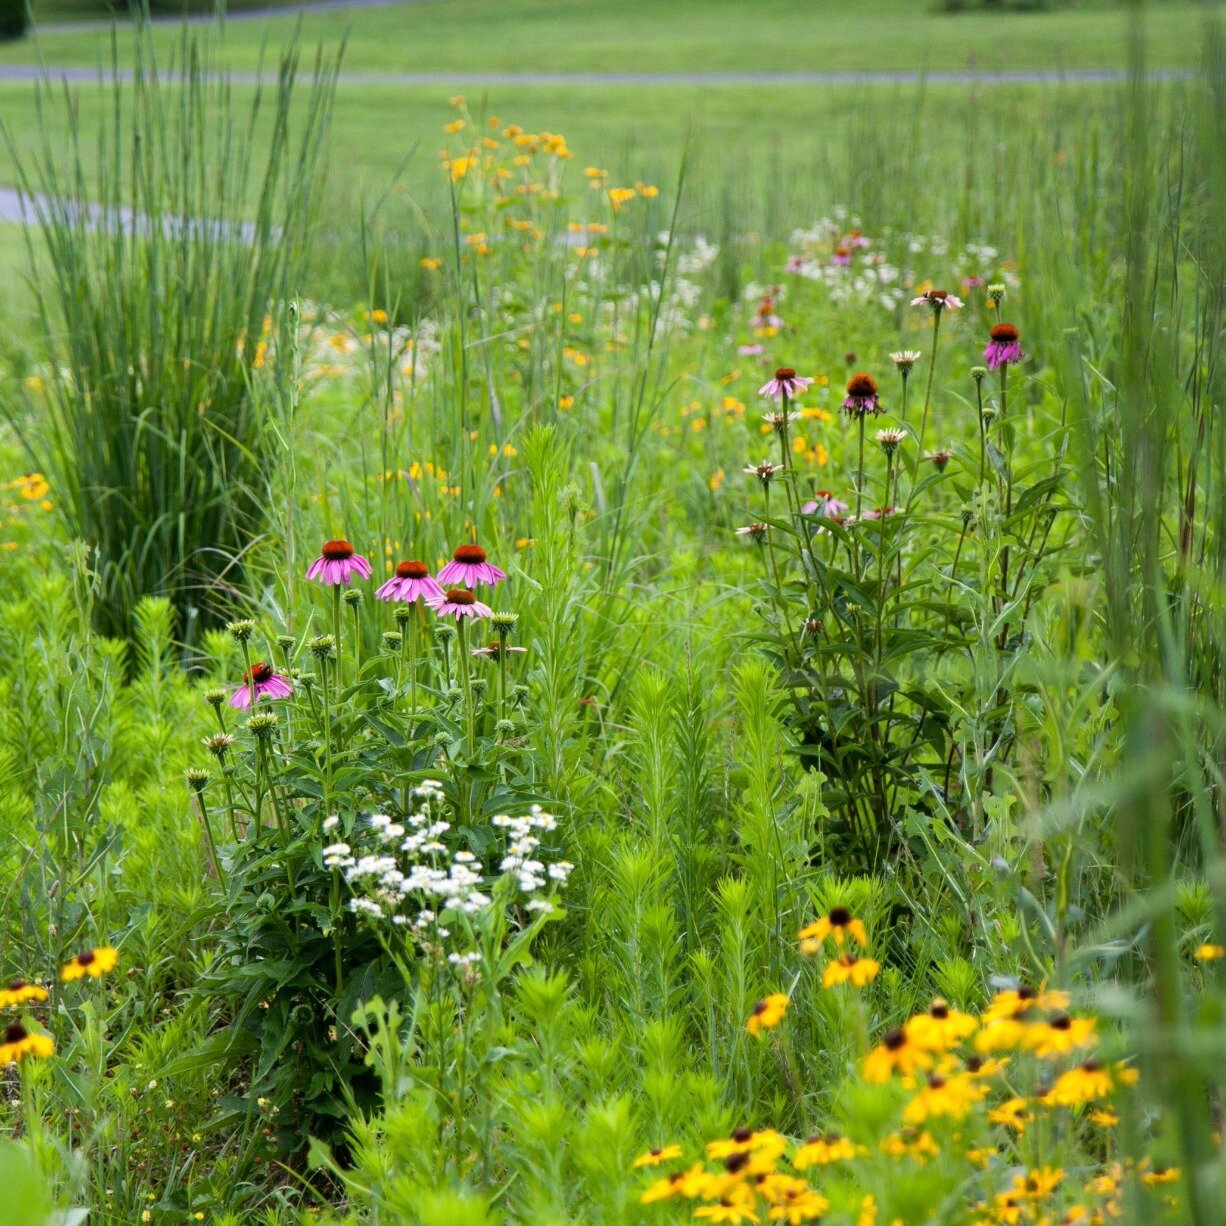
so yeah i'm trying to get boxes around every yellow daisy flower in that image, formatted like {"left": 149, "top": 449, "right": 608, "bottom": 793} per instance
{"left": 60, "top": 946, "right": 119, "bottom": 983}
{"left": 0, "top": 980, "right": 49, "bottom": 1008}
{"left": 0, "top": 1021, "right": 55, "bottom": 1064}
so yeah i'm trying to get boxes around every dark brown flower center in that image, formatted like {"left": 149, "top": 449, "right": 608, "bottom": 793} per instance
{"left": 829, "top": 906, "right": 852, "bottom": 926}
{"left": 1082, "top": 1059, "right": 1103, "bottom": 1073}
{"left": 76, "top": 950, "right": 96, "bottom": 967}
{"left": 445, "top": 588, "right": 476, "bottom": 606}
{"left": 774, "top": 366, "right": 796, "bottom": 379}
{"left": 1050, "top": 1014, "right": 1072, "bottom": 1031}
{"left": 724, "top": 1151, "right": 749, "bottom": 1174}
{"left": 1018, "top": 986, "right": 1037, "bottom": 1001}
{"left": 396, "top": 560, "right": 430, "bottom": 579}
{"left": 990, "top": 322, "right": 1019, "bottom": 342}
{"left": 965, "top": 1056, "right": 983, "bottom": 1073}
{"left": 930, "top": 289, "right": 949, "bottom": 300}
{"left": 731, "top": 1127, "right": 753, "bottom": 1143}
{"left": 4, "top": 1022, "right": 27, "bottom": 1043}
{"left": 846, "top": 372, "right": 878, "bottom": 397}
{"left": 824, "top": 1131, "right": 842, "bottom": 1143}
{"left": 930, "top": 1001, "right": 949, "bottom": 1020}
{"left": 322, "top": 539, "right": 354, "bottom": 560}
{"left": 7, "top": 979, "right": 27, "bottom": 991}
{"left": 884, "top": 1027, "right": 905, "bottom": 1050}
{"left": 247, "top": 662, "right": 273, "bottom": 684}
{"left": 453, "top": 544, "right": 487, "bottom": 564}
{"left": 834, "top": 246, "right": 850, "bottom": 257}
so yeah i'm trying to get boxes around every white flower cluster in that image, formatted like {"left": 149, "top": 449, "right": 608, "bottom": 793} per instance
{"left": 330, "top": 787, "right": 572, "bottom": 948}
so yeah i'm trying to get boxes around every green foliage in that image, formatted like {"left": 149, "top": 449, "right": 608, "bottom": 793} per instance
{"left": 0, "top": 0, "right": 27, "bottom": 41}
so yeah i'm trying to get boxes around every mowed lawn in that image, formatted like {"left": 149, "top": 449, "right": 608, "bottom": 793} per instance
{"left": 1, "top": 0, "right": 1215, "bottom": 72}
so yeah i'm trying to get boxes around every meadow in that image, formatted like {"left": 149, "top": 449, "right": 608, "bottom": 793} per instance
{"left": 0, "top": 2, "right": 1225, "bottom": 1224}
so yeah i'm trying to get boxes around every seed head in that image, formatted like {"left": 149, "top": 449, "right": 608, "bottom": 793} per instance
{"left": 184, "top": 768, "right": 210, "bottom": 792}
{"left": 227, "top": 618, "right": 257, "bottom": 644}
{"left": 275, "top": 634, "right": 295, "bottom": 654}
{"left": 204, "top": 687, "right": 228, "bottom": 710}
{"left": 246, "top": 712, "right": 280, "bottom": 739}
{"left": 490, "top": 611, "right": 520, "bottom": 634}
{"left": 343, "top": 588, "right": 363, "bottom": 608}
{"left": 307, "top": 634, "right": 336, "bottom": 660}
{"left": 202, "top": 733, "right": 236, "bottom": 759}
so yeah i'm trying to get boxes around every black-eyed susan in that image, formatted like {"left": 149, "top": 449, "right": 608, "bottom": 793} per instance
{"left": 1022, "top": 1013, "right": 1097, "bottom": 1058}
{"left": 1007, "top": 1166, "right": 1065, "bottom": 1200}
{"left": 880, "top": 1127, "right": 939, "bottom": 1166}
{"left": 987, "top": 1096, "right": 1032, "bottom": 1132}
{"left": 707, "top": 1128, "right": 757, "bottom": 1161}
{"left": 797, "top": 906, "right": 867, "bottom": 954}
{"left": 746, "top": 993, "right": 789, "bottom": 1036}
{"left": 1043, "top": 1060, "right": 1114, "bottom": 1107}
{"left": 864, "top": 1026, "right": 932, "bottom": 1082}
{"left": 0, "top": 979, "right": 49, "bottom": 1008}
{"left": 821, "top": 953, "right": 880, "bottom": 988}
{"left": 1194, "top": 943, "right": 1224, "bottom": 961}
{"left": 901, "top": 1071, "right": 987, "bottom": 1124}
{"left": 764, "top": 1183, "right": 829, "bottom": 1224}
{"left": 905, "top": 998, "right": 978, "bottom": 1050}
{"left": 61, "top": 946, "right": 118, "bottom": 983}
{"left": 793, "top": 1131, "right": 864, "bottom": 1168}
{"left": 634, "top": 1144, "right": 683, "bottom": 1169}
{"left": 1140, "top": 1164, "right": 1180, "bottom": 1187}
{"left": 694, "top": 1183, "right": 759, "bottom": 1224}
{"left": 0, "top": 1021, "right": 54, "bottom": 1064}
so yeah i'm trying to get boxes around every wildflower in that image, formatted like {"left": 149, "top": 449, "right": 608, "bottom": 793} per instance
{"left": 759, "top": 367, "right": 813, "bottom": 400}
{"left": 1140, "top": 1165, "right": 1180, "bottom": 1187}
{"left": 227, "top": 618, "right": 257, "bottom": 643}
{"left": 767, "top": 1186, "right": 829, "bottom": 1223}
{"left": 798, "top": 907, "right": 867, "bottom": 952}
{"left": 471, "top": 641, "right": 528, "bottom": 660}
{"left": 800, "top": 492, "right": 849, "bottom": 518}
{"left": 928, "top": 449, "right": 953, "bottom": 471}
{"left": 736, "top": 523, "right": 770, "bottom": 541}
{"left": 831, "top": 245, "right": 852, "bottom": 266}
{"left": 1194, "top": 943, "right": 1224, "bottom": 961}
{"left": 905, "top": 999, "right": 978, "bottom": 1050}
{"left": 794, "top": 1132, "right": 863, "bottom": 1167}
{"left": 1089, "top": 1108, "right": 1119, "bottom": 1127}
{"left": 738, "top": 343, "right": 765, "bottom": 356}
{"left": 841, "top": 372, "right": 882, "bottom": 417}
{"left": 987, "top": 1097, "right": 1032, "bottom": 1131}
{"left": 984, "top": 322, "right": 1024, "bottom": 369}
{"left": 0, "top": 980, "right": 49, "bottom": 1008}
{"left": 746, "top": 992, "right": 789, "bottom": 1036}
{"left": 864, "top": 1027, "right": 932, "bottom": 1082}
{"left": 875, "top": 428, "right": 906, "bottom": 455}
{"left": 61, "top": 947, "right": 119, "bottom": 982}
{"left": 1043, "top": 1060, "right": 1114, "bottom": 1107}
{"left": 229, "top": 662, "right": 293, "bottom": 710}
{"left": 437, "top": 543, "right": 507, "bottom": 589}
{"left": 204, "top": 687, "right": 228, "bottom": 710}
{"left": 744, "top": 461, "right": 784, "bottom": 487}
{"left": 707, "top": 1127, "right": 758, "bottom": 1160}
{"left": 634, "top": 1144, "right": 683, "bottom": 1169}
{"left": 986, "top": 281, "right": 1007, "bottom": 306}
{"left": 0, "top": 1022, "right": 54, "bottom": 1064}
{"left": 1009, "top": 1167, "right": 1065, "bottom": 1200}
{"left": 881, "top": 1127, "right": 939, "bottom": 1165}
{"left": 695, "top": 1184, "right": 759, "bottom": 1224}
{"left": 890, "top": 350, "right": 922, "bottom": 373}
{"left": 911, "top": 288, "right": 964, "bottom": 312}
{"left": 762, "top": 409, "right": 801, "bottom": 434}
{"left": 376, "top": 560, "right": 445, "bottom": 604}
{"left": 184, "top": 767, "right": 209, "bottom": 792}
{"left": 640, "top": 1171, "right": 688, "bottom": 1203}
{"left": 246, "top": 712, "right": 279, "bottom": 739}
{"left": 1023, "top": 1013, "right": 1097, "bottom": 1058}
{"left": 902, "top": 1071, "right": 988, "bottom": 1123}
{"left": 428, "top": 588, "right": 492, "bottom": 620}
{"left": 306, "top": 539, "right": 373, "bottom": 585}
{"left": 822, "top": 954, "right": 880, "bottom": 988}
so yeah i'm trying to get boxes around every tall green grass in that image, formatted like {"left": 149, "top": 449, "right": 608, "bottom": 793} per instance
{"left": 1, "top": 28, "right": 337, "bottom": 642}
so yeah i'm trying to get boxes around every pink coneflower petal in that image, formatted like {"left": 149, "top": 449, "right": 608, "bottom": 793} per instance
{"left": 306, "top": 539, "right": 373, "bottom": 585}
{"left": 428, "top": 587, "right": 493, "bottom": 619}
{"left": 229, "top": 662, "right": 292, "bottom": 709}
{"left": 758, "top": 366, "right": 814, "bottom": 400}
{"left": 437, "top": 544, "right": 507, "bottom": 589}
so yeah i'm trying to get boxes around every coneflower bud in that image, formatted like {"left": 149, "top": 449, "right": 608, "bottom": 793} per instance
{"left": 343, "top": 588, "right": 363, "bottom": 608}
{"left": 227, "top": 619, "right": 257, "bottom": 643}
{"left": 393, "top": 604, "right": 413, "bottom": 628}
{"left": 307, "top": 634, "right": 336, "bottom": 660}
{"left": 495, "top": 718, "right": 516, "bottom": 737}
{"left": 470, "top": 678, "right": 488, "bottom": 700}
{"left": 184, "top": 768, "right": 210, "bottom": 792}
{"left": 435, "top": 624, "right": 457, "bottom": 644}
{"left": 490, "top": 611, "right": 519, "bottom": 634}
{"left": 986, "top": 282, "right": 1006, "bottom": 303}
{"left": 970, "top": 366, "right": 988, "bottom": 384}
{"left": 275, "top": 634, "right": 295, "bottom": 654}
{"left": 246, "top": 712, "right": 279, "bottom": 739}
{"left": 202, "top": 733, "right": 235, "bottom": 759}
{"left": 204, "top": 687, "right": 227, "bottom": 710}
{"left": 382, "top": 631, "right": 403, "bottom": 652}
{"left": 875, "top": 428, "right": 906, "bottom": 455}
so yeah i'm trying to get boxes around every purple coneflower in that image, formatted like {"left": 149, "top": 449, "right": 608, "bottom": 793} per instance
{"left": 743, "top": 461, "right": 783, "bottom": 486}
{"left": 738, "top": 343, "right": 765, "bottom": 356}
{"left": 472, "top": 642, "right": 528, "bottom": 660}
{"left": 845, "top": 229, "right": 871, "bottom": 249}
{"left": 910, "top": 288, "right": 964, "bottom": 313}
{"left": 376, "top": 559, "right": 445, "bottom": 604}
{"left": 842, "top": 372, "right": 882, "bottom": 417}
{"left": 983, "top": 322, "right": 1024, "bottom": 370}
{"left": 785, "top": 255, "right": 805, "bottom": 274}
{"left": 735, "top": 523, "right": 770, "bottom": 541}
{"left": 875, "top": 428, "right": 907, "bottom": 455}
{"left": 229, "top": 662, "right": 293, "bottom": 710}
{"left": 759, "top": 366, "right": 813, "bottom": 400}
{"left": 801, "top": 491, "right": 849, "bottom": 517}
{"left": 306, "top": 539, "right": 372, "bottom": 585}
{"left": 890, "top": 350, "right": 922, "bottom": 374}
{"left": 831, "top": 245, "right": 852, "bottom": 267}
{"left": 437, "top": 543, "right": 507, "bottom": 589}
{"left": 928, "top": 450, "right": 953, "bottom": 471}
{"left": 428, "top": 587, "right": 492, "bottom": 620}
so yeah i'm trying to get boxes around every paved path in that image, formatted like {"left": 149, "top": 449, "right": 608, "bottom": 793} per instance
{"left": 0, "top": 65, "right": 1193, "bottom": 87}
